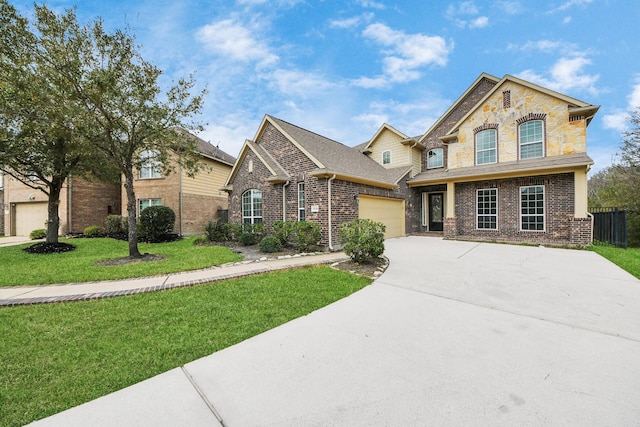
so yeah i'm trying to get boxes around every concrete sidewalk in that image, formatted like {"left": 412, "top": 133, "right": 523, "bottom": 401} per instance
{"left": 0, "top": 252, "right": 349, "bottom": 306}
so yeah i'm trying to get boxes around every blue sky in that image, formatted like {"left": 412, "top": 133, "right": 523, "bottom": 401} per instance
{"left": 14, "top": 0, "right": 640, "bottom": 173}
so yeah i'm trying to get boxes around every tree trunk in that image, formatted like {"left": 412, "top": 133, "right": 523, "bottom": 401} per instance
{"left": 46, "top": 176, "right": 64, "bottom": 244}
{"left": 124, "top": 169, "right": 142, "bottom": 257}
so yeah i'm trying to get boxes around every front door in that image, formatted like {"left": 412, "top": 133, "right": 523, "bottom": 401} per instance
{"left": 429, "top": 193, "right": 443, "bottom": 231}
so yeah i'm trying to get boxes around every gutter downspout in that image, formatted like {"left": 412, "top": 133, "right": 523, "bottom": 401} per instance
{"left": 282, "top": 180, "right": 290, "bottom": 221}
{"left": 586, "top": 211, "right": 594, "bottom": 245}
{"left": 327, "top": 174, "right": 336, "bottom": 251}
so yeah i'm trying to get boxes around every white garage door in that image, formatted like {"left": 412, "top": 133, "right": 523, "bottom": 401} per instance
{"left": 15, "top": 202, "right": 48, "bottom": 236}
{"left": 358, "top": 195, "right": 405, "bottom": 239}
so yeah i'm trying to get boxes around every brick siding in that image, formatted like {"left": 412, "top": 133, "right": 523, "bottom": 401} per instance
{"left": 450, "top": 172, "right": 587, "bottom": 246}
{"left": 69, "top": 177, "right": 121, "bottom": 233}
{"left": 181, "top": 193, "right": 228, "bottom": 234}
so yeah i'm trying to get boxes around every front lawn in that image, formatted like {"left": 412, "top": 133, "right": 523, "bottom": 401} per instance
{"left": 0, "top": 237, "right": 242, "bottom": 286}
{"left": 0, "top": 266, "right": 371, "bottom": 427}
{"left": 590, "top": 245, "right": 640, "bottom": 279}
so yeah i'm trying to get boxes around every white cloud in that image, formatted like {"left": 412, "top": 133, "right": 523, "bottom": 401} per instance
{"left": 563, "top": 16, "right": 572, "bottom": 24}
{"left": 469, "top": 16, "right": 489, "bottom": 28}
{"left": 552, "top": 0, "right": 593, "bottom": 12}
{"left": 496, "top": 1, "right": 523, "bottom": 15}
{"left": 445, "top": 1, "right": 489, "bottom": 28}
{"left": 266, "top": 69, "right": 337, "bottom": 97}
{"left": 196, "top": 19, "right": 278, "bottom": 67}
{"left": 329, "top": 13, "right": 374, "bottom": 29}
{"left": 602, "top": 75, "right": 640, "bottom": 133}
{"left": 354, "top": 23, "right": 452, "bottom": 87}
{"left": 518, "top": 55, "right": 600, "bottom": 95}
{"left": 355, "top": 0, "right": 386, "bottom": 9}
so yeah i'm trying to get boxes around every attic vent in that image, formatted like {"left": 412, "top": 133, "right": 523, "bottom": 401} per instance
{"left": 502, "top": 90, "right": 511, "bottom": 109}
{"left": 569, "top": 114, "right": 584, "bottom": 122}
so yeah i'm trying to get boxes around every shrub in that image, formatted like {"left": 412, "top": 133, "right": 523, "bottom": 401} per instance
{"left": 29, "top": 229, "right": 46, "bottom": 240}
{"left": 104, "top": 215, "right": 127, "bottom": 235}
{"left": 83, "top": 225, "right": 105, "bottom": 238}
{"left": 339, "top": 218, "right": 386, "bottom": 263}
{"left": 294, "top": 221, "right": 321, "bottom": 251}
{"left": 192, "top": 235, "right": 208, "bottom": 245}
{"left": 272, "top": 220, "right": 295, "bottom": 246}
{"left": 139, "top": 206, "right": 176, "bottom": 243}
{"left": 205, "top": 219, "right": 231, "bottom": 242}
{"left": 239, "top": 231, "right": 258, "bottom": 246}
{"left": 259, "top": 235, "right": 283, "bottom": 253}
{"left": 228, "top": 223, "right": 243, "bottom": 241}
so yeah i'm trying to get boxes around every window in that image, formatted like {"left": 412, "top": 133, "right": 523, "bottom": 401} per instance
{"left": 139, "top": 198, "right": 161, "bottom": 214}
{"left": 520, "top": 185, "right": 545, "bottom": 231}
{"left": 298, "top": 182, "right": 305, "bottom": 221}
{"left": 476, "top": 129, "right": 497, "bottom": 165}
{"left": 242, "top": 189, "right": 263, "bottom": 224}
{"left": 519, "top": 120, "right": 544, "bottom": 159}
{"left": 382, "top": 150, "right": 391, "bottom": 165}
{"left": 139, "top": 150, "right": 162, "bottom": 179}
{"left": 427, "top": 148, "right": 444, "bottom": 169}
{"left": 477, "top": 189, "right": 497, "bottom": 229}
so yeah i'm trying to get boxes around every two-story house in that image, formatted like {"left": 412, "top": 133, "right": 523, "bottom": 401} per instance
{"left": 129, "top": 132, "right": 236, "bottom": 235}
{"left": 225, "top": 72, "right": 598, "bottom": 248}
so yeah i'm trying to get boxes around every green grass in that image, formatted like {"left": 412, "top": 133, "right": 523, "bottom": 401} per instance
{"left": 590, "top": 245, "right": 640, "bottom": 279}
{"left": 0, "top": 266, "right": 370, "bottom": 427}
{"left": 0, "top": 237, "right": 242, "bottom": 286}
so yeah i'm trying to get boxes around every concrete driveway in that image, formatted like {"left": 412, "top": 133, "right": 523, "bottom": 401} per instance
{"left": 33, "top": 237, "right": 640, "bottom": 426}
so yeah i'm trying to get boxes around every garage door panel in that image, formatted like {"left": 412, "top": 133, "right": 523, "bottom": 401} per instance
{"left": 15, "top": 202, "right": 48, "bottom": 236}
{"left": 358, "top": 196, "right": 405, "bottom": 239}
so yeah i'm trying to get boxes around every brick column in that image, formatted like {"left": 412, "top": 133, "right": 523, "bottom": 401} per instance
{"left": 443, "top": 217, "right": 457, "bottom": 239}
{"left": 569, "top": 217, "right": 592, "bottom": 246}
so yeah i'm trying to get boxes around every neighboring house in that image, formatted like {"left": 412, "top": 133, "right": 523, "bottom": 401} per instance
{"left": 225, "top": 72, "right": 598, "bottom": 248}
{"left": 128, "top": 132, "right": 236, "bottom": 235}
{"left": 3, "top": 174, "right": 121, "bottom": 236}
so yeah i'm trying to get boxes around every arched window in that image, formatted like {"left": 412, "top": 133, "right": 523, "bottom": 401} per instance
{"left": 242, "top": 189, "right": 262, "bottom": 224}
{"left": 427, "top": 148, "right": 443, "bottom": 169}
{"left": 475, "top": 129, "right": 497, "bottom": 165}
{"left": 519, "top": 120, "right": 544, "bottom": 159}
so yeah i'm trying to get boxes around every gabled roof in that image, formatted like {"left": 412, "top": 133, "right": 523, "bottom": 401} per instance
{"left": 419, "top": 72, "right": 500, "bottom": 143}
{"left": 224, "top": 139, "right": 290, "bottom": 187}
{"left": 176, "top": 128, "right": 236, "bottom": 166}
{"left": 359, "top": 123, "right": 409, "bottom": 153}
{"left": 443, "top": 74, "right": 600, "bottom": 138}
{"left": 261, "top": 115, "right": 408, "bottom": 188}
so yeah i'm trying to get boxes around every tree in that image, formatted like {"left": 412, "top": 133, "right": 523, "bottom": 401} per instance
{"left": 9, "top": 3, "right": 206, "bottom": 257}
{"left": 0, "top": 1, "right": 113, "bottom": 244}
{"left": 71, "top": 24, "right": 205, "bottom": 257}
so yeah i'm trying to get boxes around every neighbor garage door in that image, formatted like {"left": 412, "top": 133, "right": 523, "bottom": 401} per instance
{"left": 358, "top": 195, "right": 405, "bottom": 238}
{"left": 14, "top": 202, "right": 48, "bottom": 236}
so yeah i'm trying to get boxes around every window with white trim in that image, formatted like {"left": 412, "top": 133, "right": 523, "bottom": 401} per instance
{"left": 520, "top": 185, "right": 545, "bottom": 231}
{"left": 139, "top": 198, "right": 161, "bottom": 214}
{"left": 427, "top": 148, "right": 444, "bottom": 169}
{"left": 476, "top": 189, "right": 497, "bottom": 229}
{"left": 476, "top": 129, "right": 497, "bottom": 165}
{"left": 519, "top": 120, "right": 544, "bottom": 159}
{"left": 139, "top": 150, "right": 162, "bottom": 179}
{"left": 298, "top": 182, "right": 305, "bottom": 221}
{"left": 382, "top": 150, "right": 391, "bottom": 165}
{"left": 242, "top": 189, "right": 263, "bottom": 224}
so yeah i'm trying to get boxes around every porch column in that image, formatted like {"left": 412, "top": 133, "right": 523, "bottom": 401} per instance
{"left": 443, "top": 181, "right": 457, "bottom": 238}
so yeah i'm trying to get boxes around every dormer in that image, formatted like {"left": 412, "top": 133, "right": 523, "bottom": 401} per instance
{"left": 360, "top": 123, "right": 425, "bottom": 176}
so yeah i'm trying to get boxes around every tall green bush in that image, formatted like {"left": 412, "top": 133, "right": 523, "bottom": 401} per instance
{"left": 139, "top": 206, "right": 176, "bottom": 243}
{"left": 205, "top": 219, "right": 231, "bottom": 242}
{"left": 83, "top": 225, "right": 105, "bottom": 238}
{"left": 104, "top": 215, "right": 127, "bottom": 235}
{"left": 273, "top": 220, "right": 295, "bottom": 246}
{"left": 294, "top": 221, "right": 321, "bottom": 251}
{"left": 339, "top": 218, "right": 386, "bottom": 263}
